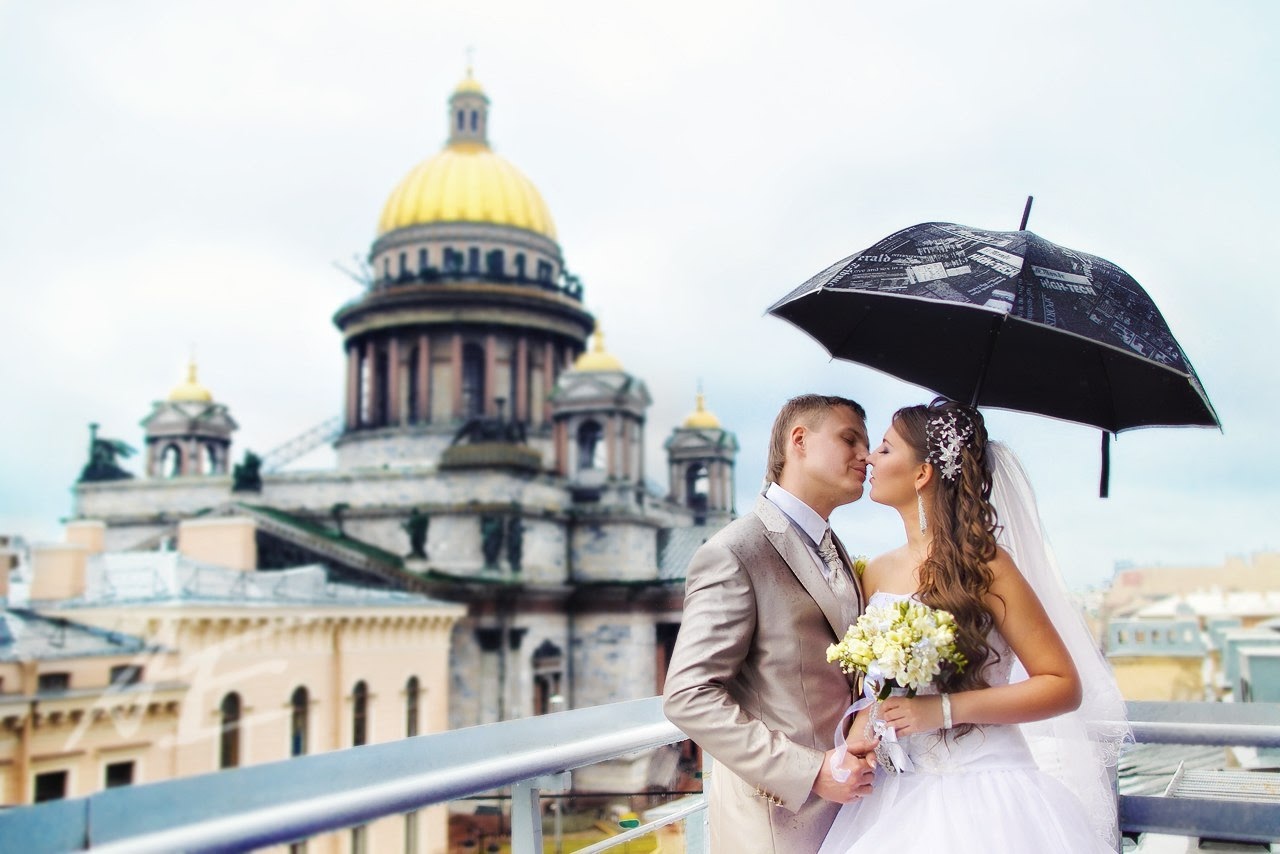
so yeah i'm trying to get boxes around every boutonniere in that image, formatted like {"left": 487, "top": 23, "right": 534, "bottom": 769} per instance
{"left": 852, "top": 556, "right": 868, "bottom": 577}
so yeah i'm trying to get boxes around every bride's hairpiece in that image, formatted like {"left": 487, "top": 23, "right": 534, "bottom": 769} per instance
{"left": 925, "top": 409, "right": 975, "bottom": 481}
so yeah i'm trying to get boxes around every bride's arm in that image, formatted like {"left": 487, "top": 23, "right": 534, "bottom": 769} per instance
{"left": 879, "top": 548, "right": 1081, "bottom": 736}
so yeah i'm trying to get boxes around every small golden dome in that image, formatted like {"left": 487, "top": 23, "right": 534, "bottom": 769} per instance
{"left": 169, "top": 360, "right": 213, "bottom": 403}
{"left": 573, "top": 326, "right": 624, "bottom": 372}
{"left": 453, "top": 67, "right": 485, "bottom": 95}
{"left": 683, "top": 392, "right": 722, "bottom": 429}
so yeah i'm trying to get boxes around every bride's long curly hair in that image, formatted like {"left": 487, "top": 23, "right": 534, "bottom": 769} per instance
{"left": 893, "top": 398, "right": 1002, "bottom": 711}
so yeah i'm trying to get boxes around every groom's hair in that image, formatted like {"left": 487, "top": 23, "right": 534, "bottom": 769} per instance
{"left": 766, "top": 394, "right": 866, "bottom": 484}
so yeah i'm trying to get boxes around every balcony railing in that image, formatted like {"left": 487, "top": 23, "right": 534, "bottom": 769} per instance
{"left": 2, "top": 699, "right": 1278, "bottom": 852}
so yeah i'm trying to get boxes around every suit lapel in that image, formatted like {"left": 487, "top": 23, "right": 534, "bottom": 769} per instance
{"left": 753, "top": 496, "right": 850, "bottom": 639}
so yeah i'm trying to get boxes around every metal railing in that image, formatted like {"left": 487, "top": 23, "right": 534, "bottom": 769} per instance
{"left": 2, "top": 699, "right": 1279, "bottom": 852}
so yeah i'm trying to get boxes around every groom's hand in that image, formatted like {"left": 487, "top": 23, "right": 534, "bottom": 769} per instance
{"left": 813, "top": 740, "right": 877, "bottom": 804}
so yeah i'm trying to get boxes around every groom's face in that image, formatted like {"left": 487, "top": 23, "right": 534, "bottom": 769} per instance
{"left": 798, "top": 405, "right": 869, "bottom": 507}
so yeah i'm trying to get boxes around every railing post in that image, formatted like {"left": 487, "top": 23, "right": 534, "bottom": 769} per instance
{"left": 686, "top": 753, "right": 712, "bottom": 854}
{"left": 510, "top": 772, "right": 570, "bottom": 853}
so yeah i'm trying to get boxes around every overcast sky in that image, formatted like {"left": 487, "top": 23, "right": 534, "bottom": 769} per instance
{"left": 2, "top": 1, "right": 1276, "bottom": 589}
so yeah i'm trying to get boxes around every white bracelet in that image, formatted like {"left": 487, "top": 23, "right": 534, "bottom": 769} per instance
{"left": 940, "top": 693, "right": 953, "bottom": 729}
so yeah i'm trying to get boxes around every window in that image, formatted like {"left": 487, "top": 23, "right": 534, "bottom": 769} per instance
{"left": 576, "top": 421, "right": 604, "bottom": 470}
{"left": 469, "top": 110, "right": 478, "bottom": 131}
{"left": 33, "top": 770, "right": 67, "bottom": 803}
{"left": 1135, "top": 630, "right": 1146, "bottom": 643}
{"left": 1116, "top": 630, "right": 1128, "bottom": 645}
{"left": 405, "top": 677, "right": 420, "bottom": 738}
{"left": 467, "top": 247, "right": 480, "bottom": 275}
{"left": 38, "top": 672, "right": 70, "bottom": 693}
{"left": 536, "top": 260, "right": 553, "bottom": 282}
{"left": 291, "top": 687, "right": 309, "bottom": 757}
{"left": 220, "top": 693, "right": 242, "bottom": 769}
{"left": 110, "top": 664, "right": 142, "bottom": 688}
{"left": 485, "top": 249, "right": 504, "bottom": 278}
{"left": 514, "top": 253, "right": 526, "bottom": 280}
{"left": 104, "top": 761, "right": 134, "bottom": 789}
{"left": 399, "top": 252, "right": 408, "bottom": 279}
{"left": 352, "top": 824, "right": 368, "bottom": 854}
{"left": 456, "top": 110, "right": 465, "bottom": 131}
{"left": 352, "top": 681, "right": 369, "bottom": 747}
{"left": 685, "top": 463, "right": 710, "bottom": 523}
{"left": 161, "top": 444, "right": 182, "bottom": 478}
{"left": 418, "top": 248, "right": 428, "bottom": 273}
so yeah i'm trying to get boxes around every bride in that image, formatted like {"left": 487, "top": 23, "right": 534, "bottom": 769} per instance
{"left": 820, "top": 399, "right": 1128, "bottom": 853}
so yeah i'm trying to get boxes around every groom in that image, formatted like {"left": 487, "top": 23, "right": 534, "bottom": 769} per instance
{"left": 664, "top": 394, "right": 876, "bottom": 853}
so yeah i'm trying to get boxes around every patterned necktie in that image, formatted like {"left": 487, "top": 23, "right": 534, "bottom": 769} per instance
{"left": 818, "top": 528, "right": 850, "bottom": 597}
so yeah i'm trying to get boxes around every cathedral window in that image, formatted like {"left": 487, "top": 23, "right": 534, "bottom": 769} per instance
{"left": 461, "top": 343, "right": 486, "bottom": 417}
{"left": 161, "top": 444, "right": 182, "bottom": 478}
{"left": 468, "top": 247, "right": 480, "bottom": 275}
{"left": 514, "top": 253, "right": 526, "bottom": 280}
{"left": 486, "top": 249, "right": 505, "bottom": 278}
{"left": 418, "top": 248, "right": 428, "bottom": 273}
{"left": 399, "top": 252, "right": 409, "bottom": 280}
{"left": 444, "top": 247, "right": 463, "bottom": 275}
{"left": 685, "top": 463, "right": 710, "bottom": 523}
{"left": 352, "top": 681, "right": 369, "bottom": 746}
{"left": 405, "top": 676, "right": 420, "bottom": 737}
{"left": 577, "top": 420, "right": 604, "bottom": 470}
{"left": 220, "top": 692, "right": 241, "bottom": 768}
{"left": 290, "top": 686, "right": 309, "bottom": 757}
{"left": 456, "top": 109, "right": 465, "bottom": 131}
{"left": 470, "top": 109, "right": 478, "bottom": 131}
{"left": 536, "top": 260, "right": 553, "bottom": 283}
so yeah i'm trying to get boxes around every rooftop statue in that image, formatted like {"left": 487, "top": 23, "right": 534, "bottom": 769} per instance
{"left": 79, "top": 423, "right": 136, "bottom": 483}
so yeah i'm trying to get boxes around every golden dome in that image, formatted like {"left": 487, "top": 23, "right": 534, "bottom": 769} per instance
{"left": 683, "top": 392, "right": 722, "bottom": 429}
{"left": 377, "top": 73, "right": 557, "bottom": 239}
{"left": 169, "top": 360, "right": 213, "bottom": 403}
{"left": 573, "top": 326, "right": 624, "bottom": 372}
{"left": 454, "top": 67, "right": 485, "bottom": 95}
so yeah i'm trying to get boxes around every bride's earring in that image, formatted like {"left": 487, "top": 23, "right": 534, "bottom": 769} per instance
{"left": 917, "top": 490, "right": 928, "bottom": 534}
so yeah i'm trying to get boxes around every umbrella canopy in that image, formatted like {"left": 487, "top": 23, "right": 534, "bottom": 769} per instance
{"left": 768, "top": 221, "right": 1219, "bottom": 434}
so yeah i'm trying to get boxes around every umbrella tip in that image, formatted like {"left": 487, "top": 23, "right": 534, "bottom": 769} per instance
{"left": 1019, "top": 196, "right": 1034, "bottom": 231}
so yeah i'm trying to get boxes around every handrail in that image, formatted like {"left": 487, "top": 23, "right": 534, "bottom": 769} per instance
{"left": 3, "top": 698, "right": 1280, "bottom": 852}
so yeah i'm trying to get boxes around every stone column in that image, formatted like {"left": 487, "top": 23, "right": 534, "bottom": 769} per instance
{"left": 417, "top": 334, "right": 430, "bottom": 423}
{"left": 554, "top": 421, "right": 567, "bottom": 477}
{"left": 387, "top": 337, "right": 401, "bottom": 426}
{"left": 345, "top": 344, "right": 359, "bottom": 430}
{"left": 605, "top": 416, "right": 617, "bottom": 478}
{"left": 364, "top": 339, "right": 377, "bottom": 426}
{"left": 515, "top": 337, "right": 529, "bottom": 423}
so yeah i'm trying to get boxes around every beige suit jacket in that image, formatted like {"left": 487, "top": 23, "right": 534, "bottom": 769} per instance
{"left": 663, "top": 495, "right": 864, "bottom": 854}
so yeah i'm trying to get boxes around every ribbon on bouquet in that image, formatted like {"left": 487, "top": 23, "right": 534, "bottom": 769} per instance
{"left": 829, "top": 676, "right": 914, "bottom": 781}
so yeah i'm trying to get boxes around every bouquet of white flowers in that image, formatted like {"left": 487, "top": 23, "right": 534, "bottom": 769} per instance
{"left": 826, "top": 599, "right": 968, "bottom": 775}
{"left": 827, "top": 599, "right": 967, "bottom": 699}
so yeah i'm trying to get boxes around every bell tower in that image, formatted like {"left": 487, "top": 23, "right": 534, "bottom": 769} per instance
{"left": 664, "top": 390, "right": 738, "bottom": 525}
{"left": 141, "top": 360, "right": 238, "bottom": 478}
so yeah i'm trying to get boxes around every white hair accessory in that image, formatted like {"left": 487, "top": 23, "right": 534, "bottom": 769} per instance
{"left": 924, "top": 410, "right": 975, "bottom": 481}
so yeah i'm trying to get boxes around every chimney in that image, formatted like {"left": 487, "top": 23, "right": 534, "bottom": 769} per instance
{"left": 177, "top": 517, "right": 258, "bottom": 572}
{"left": 65, "top": 519, "right": 107, "bottom": 555}
{"left": 30, "top": 543, "right": 89, "bottom": 602}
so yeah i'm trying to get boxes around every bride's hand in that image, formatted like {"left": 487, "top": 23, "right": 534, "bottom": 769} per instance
{"left": 878, "top": 695, "right": 944, "bottom": 737}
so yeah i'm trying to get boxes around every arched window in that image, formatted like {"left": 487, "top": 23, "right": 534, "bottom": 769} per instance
{"left": 514, "top": 253, "right": 527, "bottom": 280}
{"left": 685, "top": 463, "right": 709, "bottom": 509}
{"left": 405, "top": 676, "right": 420, "bottom": 737}
{"left": 532, "top": 640, "right": 563, "bottom": 716}
{"left": 577, "top": 420, "right": 604, "bottom": 471}
{"left": 418, "top": 247, "right": 428, "bottom": 274}
{"left": 290, "top": 687, "right": 308, "bottom": 757}
{"left": 406, "top": 345, "right": 420, "bottom": 424}
{"left": 220, "top": 692, "right": 241, "bottom": 768}
{"left": 456, "top": 109, "right": 465, "bottom": 131}
{"left": 470, "top": 110, "right": 478, "bottom": 131}
{"left": 352, "top": 681, "right": 369, "bottom": 747}
{"left": 161, "top": 444, "right": 182, "bottom": 478}
{"left": 202, "top": 443, "right": 218, "bottom": 475}
{"left": 461, "top": 343, "right": 486, "bottom": 417}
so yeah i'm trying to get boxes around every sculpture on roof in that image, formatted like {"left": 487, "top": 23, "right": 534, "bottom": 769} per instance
{"left": 79, "top": 423, "right": 136, "bottom": 483}
{"left": 451, "top": 398, "right": 527, "bottom": 446}
{"left": 232, "top": 451, "right": 262, "bottom": 493}
{"left": 403, "top": 508, "right": 430, "bottom": 559}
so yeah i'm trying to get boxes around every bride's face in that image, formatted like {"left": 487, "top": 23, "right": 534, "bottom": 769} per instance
{"left": 866, "top": 422, "right": 924, "bottom": 508}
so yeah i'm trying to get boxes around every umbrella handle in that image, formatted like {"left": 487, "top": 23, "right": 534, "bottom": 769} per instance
{"left": 1099, "top": 431, "right": 1111, "bottom": 499}
{"left": 1019, "top": 196, "right": 1034, "bottom": 231}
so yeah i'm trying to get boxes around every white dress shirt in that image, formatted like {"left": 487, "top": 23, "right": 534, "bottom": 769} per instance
{"left": 764, "top": 482, "right": 835, "bottom": 580}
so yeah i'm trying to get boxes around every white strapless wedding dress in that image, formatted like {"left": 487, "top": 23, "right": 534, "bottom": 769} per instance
{"left": 818, "top": 592, "right": 1112, "bottom": 854}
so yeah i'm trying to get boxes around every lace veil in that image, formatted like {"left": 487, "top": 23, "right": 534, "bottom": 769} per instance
{"left": 987, "top": 442, "right": 1132, "bottom": 850}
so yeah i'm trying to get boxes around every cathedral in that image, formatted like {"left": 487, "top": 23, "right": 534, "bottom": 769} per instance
{"left": 71, "top": 68, "right": 739, "bottom": 788}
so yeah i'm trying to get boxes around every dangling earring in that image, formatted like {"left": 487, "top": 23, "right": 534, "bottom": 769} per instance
{"left": 917, "top": 490, "right": 928, "bottom": 534}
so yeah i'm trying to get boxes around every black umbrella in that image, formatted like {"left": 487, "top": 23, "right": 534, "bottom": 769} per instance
{"left": 768, "top": 209, "right": 1220, "bottom": 495}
